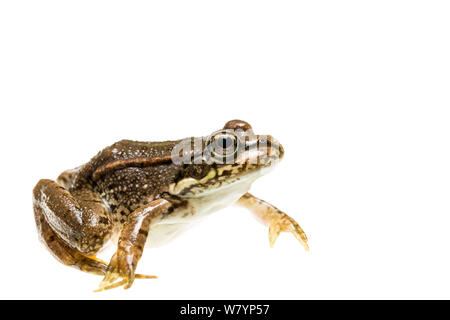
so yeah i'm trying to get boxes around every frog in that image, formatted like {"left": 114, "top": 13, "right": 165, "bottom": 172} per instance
{"left": 32, "top": 119, "right": 309, "bottom": 291}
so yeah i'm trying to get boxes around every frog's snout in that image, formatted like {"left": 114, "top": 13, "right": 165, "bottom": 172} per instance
{"left": 259, "top": 135, "right": 284, "bottom": 160}
{"left": 270, "top": 135, "right": 284, "bottom": 159}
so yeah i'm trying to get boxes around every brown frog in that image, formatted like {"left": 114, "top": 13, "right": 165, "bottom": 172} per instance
{"left": 32, "top": 120, "right": 308, "bottom": 291}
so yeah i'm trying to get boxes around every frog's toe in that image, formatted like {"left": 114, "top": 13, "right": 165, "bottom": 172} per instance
{"left": 135, "top": 274, "right": 158, "bottom": 279}
{"left": 286, "top": 218, "right": 309, "bottom": 251}
{"left": 96, "top": 271, "right": 128, "bottom": 292}
{"left": 98, "top": 272, "right": 119, "bottom": 290}
{"left": 97, "top": 253, "right": 120, "bottom": 291}
{"left": 268, "top": 222, "right": 282, "bottom": 248}
{"left": 95, "top": 273, "right": 156, "bottom": 292}
{"left": 95, "top": 279, "right": 127, "bottom": 292}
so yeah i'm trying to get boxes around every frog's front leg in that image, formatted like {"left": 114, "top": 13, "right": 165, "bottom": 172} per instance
{"left": 33, "top": 179, "right": 113, "bottom": 275}
{"left": 97, "top": 199, "right": 171, "bottom": 291}
{"left": 236, "top": 193, "right": 309, "bottom": 250}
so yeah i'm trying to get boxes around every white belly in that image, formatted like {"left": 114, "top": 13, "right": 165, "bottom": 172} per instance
{"left": 146, "top": 178, "right": 255, "bottom": 247}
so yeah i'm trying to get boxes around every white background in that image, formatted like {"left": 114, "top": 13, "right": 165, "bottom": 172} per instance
{"left": 0, "top": 1, "right": 449, "bottom": 299}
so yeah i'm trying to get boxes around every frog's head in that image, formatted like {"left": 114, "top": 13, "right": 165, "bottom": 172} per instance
{"left": 170, "top": 120, "right": 284, "bottom": 197}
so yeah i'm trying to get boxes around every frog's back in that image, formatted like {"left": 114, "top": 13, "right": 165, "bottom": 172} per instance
{"left": 62, "top": 139, "right": 183, "bottom": 218}
{"left": 69, "top": 139, "right": 178, "bottom": 182}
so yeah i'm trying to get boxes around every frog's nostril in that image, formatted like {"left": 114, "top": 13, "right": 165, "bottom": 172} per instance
{"left": 270, "top": 142, "right": 284, "bottom": 159}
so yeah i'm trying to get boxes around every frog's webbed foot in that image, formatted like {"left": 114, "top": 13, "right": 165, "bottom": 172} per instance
{"left": 96, "top": 252, "right": 124, "bottom": 292}
{"left": 96, "top": 199, "right": 171, "bottom": 292}
{"left": 236, "top": 192, "right": 309, "bottom": 251}
{"left": 95, "top": 252, "right": 157, "bottom": 292}
{"left": 268, "top": 213, "right": 309, "bottom": 250}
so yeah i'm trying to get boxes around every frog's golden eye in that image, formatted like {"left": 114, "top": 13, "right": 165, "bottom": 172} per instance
{"left": 207, "top": 132, "right": 239, "bottom": 158}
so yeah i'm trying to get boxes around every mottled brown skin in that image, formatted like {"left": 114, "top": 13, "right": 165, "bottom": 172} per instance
{"left": 33, "top": 119, "right": 309, "bottom": 291}
{"left": 33, "top": 140, "right": 185, "bottom": 289}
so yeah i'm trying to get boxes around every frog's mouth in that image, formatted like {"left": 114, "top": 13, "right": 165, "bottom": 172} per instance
{"left": 170, "top": 135, "right": 284, "bottom": 198}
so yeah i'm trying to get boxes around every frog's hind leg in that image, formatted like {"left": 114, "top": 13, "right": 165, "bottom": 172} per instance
{"left": 33, "top": 179, "right": 113, "bottom": 276}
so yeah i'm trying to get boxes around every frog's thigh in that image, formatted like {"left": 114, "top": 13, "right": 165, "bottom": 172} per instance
{"left": 32, "top": 179, "right": 112, "bottom": 256}
{"left": 56, "top": 166, "right": 82, "bottom": 189}
{"left": 34, "top": 204, "right": 108, "bottom": 275}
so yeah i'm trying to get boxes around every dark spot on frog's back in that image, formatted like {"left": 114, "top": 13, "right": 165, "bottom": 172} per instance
{"left": 98, "top": 216, "right": 109, "bottom": 225}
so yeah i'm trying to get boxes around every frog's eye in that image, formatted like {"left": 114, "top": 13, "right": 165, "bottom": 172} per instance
{"left": 207, "top": 132, "right": 239, "bottom": 159}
